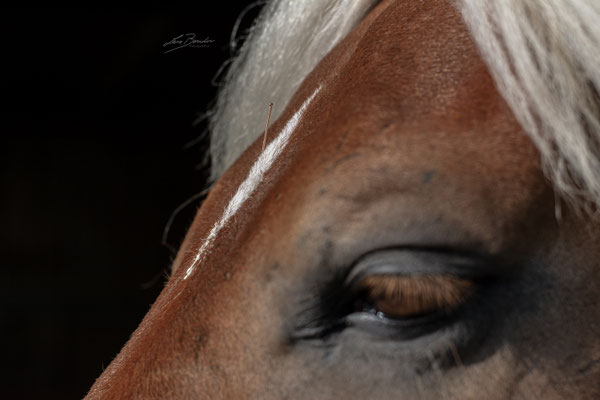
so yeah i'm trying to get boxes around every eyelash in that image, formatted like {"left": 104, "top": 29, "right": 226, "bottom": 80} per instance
{"left": 354, "top": 274, "right": 475, "bottom": 319}
{"left": 293, "top": 271, "right": 483, "bottom": 341}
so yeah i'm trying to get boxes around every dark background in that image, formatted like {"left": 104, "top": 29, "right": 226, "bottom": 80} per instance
{"left": 1, "top": 4, "right": 260, "bottom": 399}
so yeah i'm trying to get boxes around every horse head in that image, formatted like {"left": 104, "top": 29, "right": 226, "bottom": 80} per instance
{"left": 87, "top": 1, "right": 600, "bottom": 398}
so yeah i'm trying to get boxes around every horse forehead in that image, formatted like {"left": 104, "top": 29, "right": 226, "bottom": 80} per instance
{"left": 199, "top": 0, "right": 540, "bottom": 262}
{"left": 341, "top": 1, "right": 492, "bottom": 117}
{"left": 267, "top": 1, "right": 547, "bottom": 251}
{"left": 290, "top": 0, "right": 521, "bottom": 155}
{"left": 173, "top": 0, "right": 536, "bottom": 283}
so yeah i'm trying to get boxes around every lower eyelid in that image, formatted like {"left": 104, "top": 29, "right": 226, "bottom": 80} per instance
{"left": 344, "top": 309, "right": 459, "bottom": 342}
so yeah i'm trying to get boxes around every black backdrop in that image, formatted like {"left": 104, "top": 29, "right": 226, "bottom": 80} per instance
{"left": 1, "top": 4, "right": 260, "bottom": 399}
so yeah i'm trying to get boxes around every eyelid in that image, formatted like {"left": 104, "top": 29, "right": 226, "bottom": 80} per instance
{"left": 358, "top": 274, "right": 475, "bottom": 318}
{"left": 344, "top": 248, "right": 491, "bottom": 285}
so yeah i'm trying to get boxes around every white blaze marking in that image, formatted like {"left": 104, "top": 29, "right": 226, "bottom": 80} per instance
{"left": 183, "top": 86, "right": 321, "bottom": 280}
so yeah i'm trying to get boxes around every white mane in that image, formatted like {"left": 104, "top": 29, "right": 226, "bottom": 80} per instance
{"left": 460, "top": 0, "right": 600, "bottom": 212}
{"left": 207, "top": 0, "right": 379, "bottom": 179}
{"left": 207, "top": 0, "right": 600, "bottom": 211}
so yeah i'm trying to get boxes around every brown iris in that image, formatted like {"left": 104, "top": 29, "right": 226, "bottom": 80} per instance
{"left": 357, "top": 275, "right": 474, "bottom": 319}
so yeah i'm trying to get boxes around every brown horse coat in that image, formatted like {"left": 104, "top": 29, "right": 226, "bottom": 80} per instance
{"left": 87, "top": 1, "right": 600, "bottom": 398}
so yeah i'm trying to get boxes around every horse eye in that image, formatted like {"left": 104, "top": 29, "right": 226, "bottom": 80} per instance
{"left": 292, "top": 251, "right": 487, "bottom": 341}
{"left": 355, "top": 275, "right": 474, "bottom": 319}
